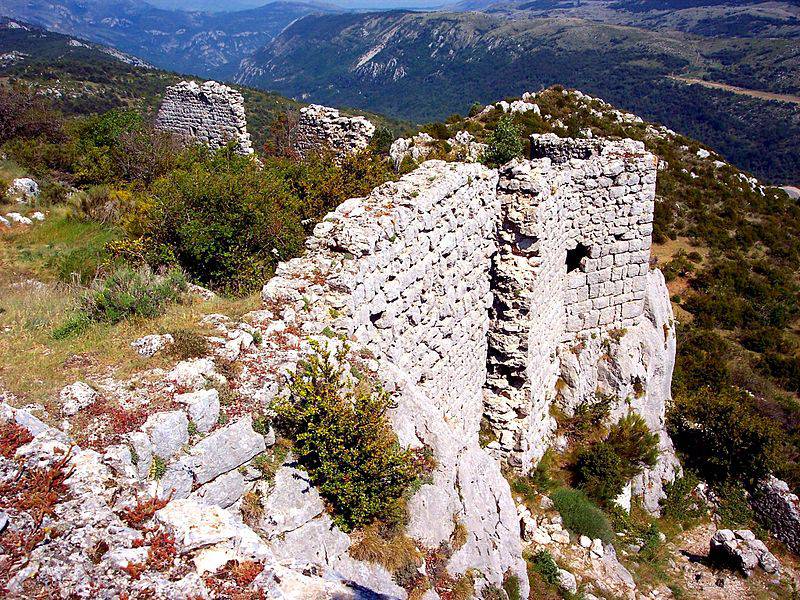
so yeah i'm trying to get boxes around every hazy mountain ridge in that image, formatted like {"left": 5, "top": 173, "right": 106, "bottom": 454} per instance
{"left": 453, "top": 0, "right": 800, "bottom": 39}
{"left": 235, "top": 9, "right": 800, "bottom": 183}
{"left": 0, "top": 0, "right": 338, "bottom": 78}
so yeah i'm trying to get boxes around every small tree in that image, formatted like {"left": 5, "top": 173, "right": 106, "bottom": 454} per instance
{"left": 369, "top": 126, "right": 394, "bottom": 155}
{"left": 263, "top": 111, "right": 299, "bottom": 159}
{"left": 575, "top": 442, "right": 626, "bottom": 505}
{"left": 481, "top": 115, "right": 523, "bottom": 167}
{"left": 606, "top": 413, "right": 659, "bottom": 480}
{"left": 575, "top": 413, "right": 659, "bottom": 505}
{"left": 275, "top": 343, "right": 421, "bottom": 531}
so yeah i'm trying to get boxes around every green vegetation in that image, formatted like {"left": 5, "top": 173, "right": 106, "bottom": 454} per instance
{"left": 167, "top": 329, "right": 209, "bottom": 360}
{"left": 550, "top": 487, "right": 613, "bottom": 543}
{"left": 668, "top": 386, "right": 784, "bottom": 486}
{"left": 80, "top": 267, "right": 186, "bottom": 325}
{"left": 530, "top": 550, "right": 560, "bottom": 586}
{"left": 247, "top": 11, "right": 799, "bottom": 183}
{"left": 274, "top": 343, "right": 424, "bottom": 531}
{"left": 480, "top": 116, "right": 524, "bottom": 167}
{"left": 124, "top": 147, "right": 393, "bottom": 296}
{"left": 659, "top": 473, "right": 705, "bottom": 526}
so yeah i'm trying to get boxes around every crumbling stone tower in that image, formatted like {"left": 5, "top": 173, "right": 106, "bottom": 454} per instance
{"left": 294, "top": 104, "right": 375, "bottom": 159}
{"left": 484, "top": 133, "right": 658, "bottom": 468}
{"left": 156, "top": 81, "right": 254, "bottom": 155}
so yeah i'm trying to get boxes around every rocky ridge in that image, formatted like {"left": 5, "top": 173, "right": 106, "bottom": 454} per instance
{"left": 3, "top": 88, "right": 798, "bottom": 598}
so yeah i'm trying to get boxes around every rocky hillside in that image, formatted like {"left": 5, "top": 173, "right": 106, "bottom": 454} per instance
{"left": 0, "top": 19, "right": 408, "bottom": 156}
{"left": 236, "top": 10, "right": 800, "bottom": 184}
{"left": 2, "top": 79, "right": 800, "bottom": 599}
{"left": 0, "top": 0, "right": 338, "bottom": 78}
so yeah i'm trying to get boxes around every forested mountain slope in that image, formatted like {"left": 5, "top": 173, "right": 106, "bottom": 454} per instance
{"left": 236, "top": 10, "right": 800, "bottom": 183}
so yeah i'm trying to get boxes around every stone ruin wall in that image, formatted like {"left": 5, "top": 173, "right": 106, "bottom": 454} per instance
{"left": 156, "top": 81, "right": 254, "bottom": 155}
{"left": 294, "top": 104, "right": 375, "bottom": 159}
{"left": 317, "top": 164, "right": 500, "bottom": 437}
{"left": 260, "top": 161, "right": 528, "bottom": 595}
{"left": 485, "top": 134, "right": 658, "bottom": 467}
{"left": 251, "top": 135, "right": 665, "bottom": 592}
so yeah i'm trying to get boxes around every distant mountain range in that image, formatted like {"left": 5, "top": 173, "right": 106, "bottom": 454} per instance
{"left": 235, "top": 9, "right": 799, "bottom": 182}
{"left": 0, "top": 0, "right": 338, "bottom": 78}
{"left": 452, "top": 0, "right": 800, "bottom": 38}
{"left": 1, "top": 0, "right": 798, "bottom": 182}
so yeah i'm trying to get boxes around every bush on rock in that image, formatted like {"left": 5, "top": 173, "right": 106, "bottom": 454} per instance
{"left": 275, "top": 342, "right": 422, "bottom": 531}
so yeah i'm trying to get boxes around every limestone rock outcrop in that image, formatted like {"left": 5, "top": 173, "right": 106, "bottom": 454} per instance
{"left": 156, "top": 80, "right": 254, "bottom": 155}
{"left": 710, "top": 529, "right": 781, "bottom": 577}
{"left": 0, "top": 109, "right": 682, "bottom": 597}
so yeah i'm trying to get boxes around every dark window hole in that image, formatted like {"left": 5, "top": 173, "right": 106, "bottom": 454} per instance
{"left": 566, "top": 243, "right": 590, "bottom": 273}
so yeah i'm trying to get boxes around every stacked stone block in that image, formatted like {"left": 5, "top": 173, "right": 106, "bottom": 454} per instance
{"left": 295, "top": 104, "right": 375, "bottom": 159}
{"left": 156, "top": 80, "right": 254, "bottom": 155}
{"left": 258, "top": 159, "right": 527, "bottom": 595}
{"left": 318, "top": 161, "right": 500, "bottom": 437}
{"left": 484, "top": 135, "right": 658, "bottom": 467}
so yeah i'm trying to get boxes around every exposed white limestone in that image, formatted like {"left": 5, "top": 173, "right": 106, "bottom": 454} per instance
{"left": 484, "top": 134, "right": 660, "bottom": 469}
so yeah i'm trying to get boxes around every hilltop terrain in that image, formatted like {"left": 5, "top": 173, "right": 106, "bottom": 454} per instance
{"left": 454, "top": 0, "right": 800, "bottom": 39}
{"left": 1, "top": 12, "right": 800, "bottom": 600}
{"left": 0, "top": 19, "right": 407, "bottom": 151}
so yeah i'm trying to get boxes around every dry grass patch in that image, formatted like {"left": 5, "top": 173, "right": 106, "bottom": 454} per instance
{"left": 0, "top": 267, "right": 260, "bottom": 418}
{"left": 348, "top": 523, "right": 421, "bottom": 573}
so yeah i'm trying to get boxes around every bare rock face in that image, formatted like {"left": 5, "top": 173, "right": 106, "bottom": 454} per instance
{"left": 7, "top": 177, "right": 38, "bottom": 200}
{"left": 156, "top": 80, "right": 254, "bottom": 155}
{"left": 294, "top": 104, "right": 375, "bottom": 159}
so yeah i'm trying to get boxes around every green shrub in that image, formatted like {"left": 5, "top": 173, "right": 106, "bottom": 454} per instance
{"left": 69, "top": 185, "right": 132, "bottom": 224}
{"left": 564, "top": 393, "right": 612, "bottom": 440}
{"left": 167, "top": 329, "right": 209, "bottom": 360}
{"left": 52, "top": 312, "right": 90, "bottom": 340}
{"left": 129, "top": 147, "right": 393, "bottom": 296}
{"left": 38, "top": 180, "right": 70, "bottom": 206}
{"left": 637, "top": 523, "right": 663, "bottom": 563}
{"left": 531, "top": 550, "right": 560, "bottom": 585}
{"left": 550, "top": 487, "right": 613, "bottom": 543}
{"left": 668, "top": 386, "right": 785, "bottom": 485}
{"left": 716, "top": 481, "right": 754, "bottom": 529}
{"left": 369, "top": 127, "right": 394, "bottom": 155}
{"left": 660, "top": 473, "right": 704, "bottom": 524}
{"left": 502, "top": 572, "right": 522, "bottom": 600}
{"left": 274, "top": 342, "right": 422, "bottom": 531}
{"left": 81, "top": 266, "right": 186, "bottom": 324}
{"left": 606, "top": 413, "right": 659, "bottom": 480}
{"left": 575, "top": 442, "right": 626, "bottom": 505}
{"left": 481, "top": 116, "right": 524, "bottom": 167}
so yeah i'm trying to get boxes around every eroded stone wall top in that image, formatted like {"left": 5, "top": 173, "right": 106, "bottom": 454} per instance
{"left": 156, "top": 80, "right": 254, "bottom": 155}
{"left": 295, "top": 104, "right": 375, "bottom": 159}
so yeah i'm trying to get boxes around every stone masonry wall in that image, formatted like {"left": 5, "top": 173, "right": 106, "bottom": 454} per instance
{"left": 753, "top": 476, "right": 800, "bottom": 554}
{"left": 156, "top": 80, "right": 254, "bottom": 155}
{"left": 256, "top": 160, "right": 527, "bottom": 596}
{"left": 294, "top": 104, "right": 375, "bottom": 159}
{"left": 313, "top": 162, "right": 499, "bottom": 437}
{"left": 484, "top": 135, "right": 658, "bottom": 468}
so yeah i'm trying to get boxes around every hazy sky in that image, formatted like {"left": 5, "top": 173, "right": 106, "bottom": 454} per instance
{"left": 147, "top": 0, "right": 444, "bottom": 10}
